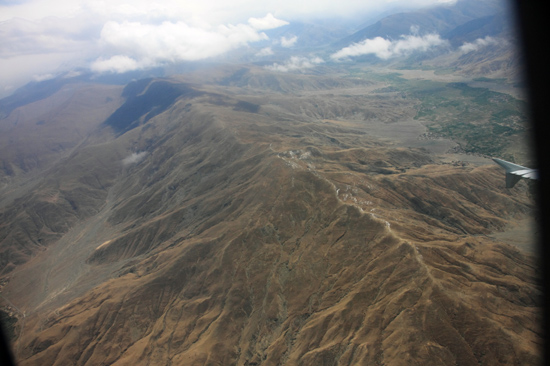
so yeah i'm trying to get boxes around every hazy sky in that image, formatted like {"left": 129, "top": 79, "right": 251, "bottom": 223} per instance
{"left": 0, "top": 0, "right": 456, "bottom": 96}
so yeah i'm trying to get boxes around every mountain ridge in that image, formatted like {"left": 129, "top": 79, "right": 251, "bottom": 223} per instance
{"left": 0, "top": 1, "right": 540, "bottom": 364}
{"left": 0, "top": 67, "right": 540, "bottom": 364}
{"left": 332, "top": 0, "right": 505, "bottom": 49}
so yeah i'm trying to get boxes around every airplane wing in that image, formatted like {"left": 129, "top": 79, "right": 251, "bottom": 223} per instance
{"left": 492, "top": 158, "right": 538, "bottom": 188}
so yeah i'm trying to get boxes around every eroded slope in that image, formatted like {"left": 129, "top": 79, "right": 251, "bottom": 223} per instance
{"left": 0, "top": 71, "right": 540, "bottom": 365}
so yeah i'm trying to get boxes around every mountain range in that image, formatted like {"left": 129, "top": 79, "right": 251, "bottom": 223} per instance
{"left": 0, "top": 1, "right": 541, "bottom": 365}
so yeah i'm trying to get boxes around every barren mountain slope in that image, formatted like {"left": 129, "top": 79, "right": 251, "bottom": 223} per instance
{"left": 0, "top": 83, "right": 126, "bottom": 275}
{"left": 0, "top": 72, "right": 540, "bottom": 365}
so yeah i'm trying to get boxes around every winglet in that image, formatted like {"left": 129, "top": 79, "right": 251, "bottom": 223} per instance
{"left": 492, "top": 158, "right": 537, "bottom": 188}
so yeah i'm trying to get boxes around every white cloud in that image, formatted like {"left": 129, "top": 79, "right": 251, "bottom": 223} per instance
{"left": 0, "top": 16, "right": 99, "bottom": 58}
{"left": 280, "top": 35, "right": 298, "bottom": 47}
{"left": 331, "top": 33, "right": 448, "bottom": 60}
{"left": 32, "top": 73, "right": 56, "bottom": 82}
{"left": 122, "top": 151, "right": 147, "bottom": 165}
{"left": 0, "top": 0, "right": 461, "bottom": 94}
{"left": 392, "top": 33, "right": 446, "bottom": 54}
{"left": 248, "top": 13, "right": 288, "bottom": 30}
{"left": 62, "top": 70, "right": 83, "bottom": 78}
{"left": 266, "top": 56, "right": 324, "bottom": 72}
{"left": 459, "top": 36, "right": 501, "bottom": 53}
{"left": 256, "top": 47, "right": 274, "bottom": 56}
{"left": 0, "top": 1, "right": 458, "bottom": 23}
{"left": 409, "top": 25, "right": 420, "bottom": 35}
{"left": 90, "top": 18, "right": 275, "bottom": 73}
{"left": 91, "top": 55, "right": 142, "bottom": 73}
{"left": 332, "top": 37, "right": 393, "bottom": 60}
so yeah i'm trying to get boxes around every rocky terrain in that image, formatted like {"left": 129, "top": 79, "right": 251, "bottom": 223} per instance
{"left": 0, "top": 66, "right": 541, "bottom": 365}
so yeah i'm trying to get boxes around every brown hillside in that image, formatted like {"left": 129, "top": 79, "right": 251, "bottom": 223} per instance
{"left": 0, "top": 68, "right": 540, "bottom": 365}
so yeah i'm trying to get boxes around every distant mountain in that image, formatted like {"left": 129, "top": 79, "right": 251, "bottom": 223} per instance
{"left": 334, "top": 0, "right": 505, "bottom": 48}
{"left": 263, "top": 20, "right": 352, "bottom": 49}
{"left": 0, "top": 78, "right": 76, "bottom": 120}
{"left": 0, "top": 70, "right": 166, "bottom": 119}
{"left": 446, "top": 9, "right": 518, "bottom": 44}
{"left": 323, "top": 0, "right": 521, "bottom": 80}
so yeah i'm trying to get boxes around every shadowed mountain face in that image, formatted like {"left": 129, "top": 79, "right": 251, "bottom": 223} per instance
{"left": 0, "top": 66, "right": 540, "bottom": 365}
{"left": 104, "top": 79, "right": 204, "bottom": 135}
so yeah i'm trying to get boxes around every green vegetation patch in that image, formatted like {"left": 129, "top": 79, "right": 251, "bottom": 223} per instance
{"left": 343, "top": 69, "right": 528, "bottom": 160}
{"left": 414, "top": 82, "right": 528, "bottom": 160}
